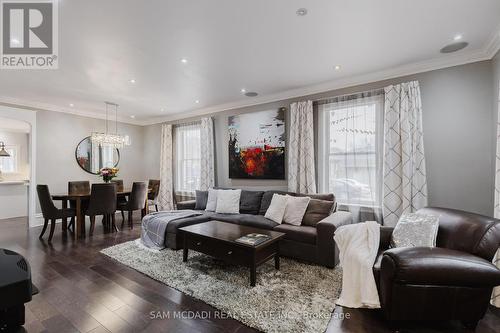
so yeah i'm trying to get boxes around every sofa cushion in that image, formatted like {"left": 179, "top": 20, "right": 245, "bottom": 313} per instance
{"left": 302, "top": 199, "right": 335, "bottom": 226}
{"left": 216, "top": 189, "right": 242, "bottom": 214}
{"left": 298, "top": 193, "right": 335, "bottom": 202}
{"left": 166, "top": 211, "right": 216, "bottom": 233}
{"left": 239, "top": 190, "right": 264, "bottom": 215}
{"left": 194, "top": 190, "right": 208, "bottom": 210}
{"left": 212, "top": 213, "right": 278, "bottom": 230}
{"left": 273, "top": 224, "right": 317, "bottom": 245}
{"left": 259, "top": 190, "right": 297, "bottom": 215}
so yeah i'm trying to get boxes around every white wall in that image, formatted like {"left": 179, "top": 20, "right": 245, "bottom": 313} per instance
{"left": 144, "top": 60, "right": 497, "bottom": 216}
{"left": 36, "top": 110, "right": 147, "bottom": 213}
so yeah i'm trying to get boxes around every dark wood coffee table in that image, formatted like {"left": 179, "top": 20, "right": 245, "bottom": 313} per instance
{"left": 179, "top": 221, "right": 285, "bottom": 286}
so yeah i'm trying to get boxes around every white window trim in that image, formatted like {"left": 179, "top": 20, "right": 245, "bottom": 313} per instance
{"left": 173, "top": 122, "right": 202, "bottom": 197}
{"left": 318, "top": 95, "right": 384, "bottom": 208}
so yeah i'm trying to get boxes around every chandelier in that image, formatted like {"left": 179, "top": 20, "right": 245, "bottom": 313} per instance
{"left": 91, "top": 102, "right": 131, "bottom": 148}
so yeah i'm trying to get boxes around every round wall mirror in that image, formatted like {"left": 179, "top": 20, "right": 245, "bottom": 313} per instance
{"left": 75, "top": 136, "right": 120, "bottom": 174}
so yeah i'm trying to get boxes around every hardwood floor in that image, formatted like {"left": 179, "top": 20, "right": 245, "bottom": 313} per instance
{"left": 1, "top": 216, "right": 499, "bottom": 333}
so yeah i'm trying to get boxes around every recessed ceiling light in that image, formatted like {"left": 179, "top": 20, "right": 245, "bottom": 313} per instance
{"left": 129, "top": 79, "right": 136, "bottom": 83}
{"left": 181, "top": 58, "right": 188, "bottom": 64}
{"left": 240, "top": 88, "right": 246, "bottom": 93}
{"left": 130, "top": 115, "right": 136, "bottom": 119}
{"left": 195, "top": 100, "right": 200, "bottom": 104}
{"left": 334, "top": 65, "right": 341, "bottom": 70}
{"left": 296, "top": 8, "right": 308, "bottom": 16}
{"left": 245, "top": 92, "right": 258, "bottom": 97}
{"left": 440, "top": 41, "right": 468, "bottom": 54}
{"left": 69, "top": 103, "right": 74, "bottom": 107}
{"left": 160, "top": 108, "right": 164, "bottom": 112}
{"left": 453, "top": 34, "right": 463, "bottom": 41}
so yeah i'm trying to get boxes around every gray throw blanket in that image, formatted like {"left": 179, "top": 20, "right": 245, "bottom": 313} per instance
{"left": 140, "top": 210, "right": 203, "bottom": 250}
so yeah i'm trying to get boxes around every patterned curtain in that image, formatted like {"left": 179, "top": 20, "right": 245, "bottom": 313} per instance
{"left": 200, "top": 117, "right": 215, "bottom": 190}
{"left": 288, "top": 100, "right": 317, "bottom": 194}
{"left": 492, "top": 87, "right": 500, "bottom": 308}
{"left": 383, "top": 81, "right": 428, "bottom": 226}
{"left": 158, "top": 124, "right": 175, "bottom": 210}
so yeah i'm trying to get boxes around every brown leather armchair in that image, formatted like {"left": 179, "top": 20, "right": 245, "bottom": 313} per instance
{"left": 373, "top": 207, "right": 500, "bottom": 328}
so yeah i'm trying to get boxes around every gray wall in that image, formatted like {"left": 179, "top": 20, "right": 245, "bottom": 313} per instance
{"left": 36, "top": 110, "right": 146, "bottom": 212}
{"left": 144, "top": 60, "right": 496, "bottom": 216}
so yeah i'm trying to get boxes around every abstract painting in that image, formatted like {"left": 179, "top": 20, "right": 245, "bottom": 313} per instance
{"left": 228, "top": 108, "right": 285, "bottom": 179}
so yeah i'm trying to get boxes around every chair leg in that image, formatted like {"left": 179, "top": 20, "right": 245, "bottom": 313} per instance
{"left": 111, "top": 214, "right": 119, "bottom": 232}
{"left": 121, "top": 210, "right": 125, "bottom": 222}
{"left": 128, "top": 211, "right": 133, "bottom": 229}
{"left": 48, "top": 219, "right": 56, "bottom": 242}
{"left": 68, "top": 217, "right": 75, "bottom": 231}
{"left": 90, "top": 216, "right": 96, "bottom": 236}
{"left": 39, "top": 218, "right": 49, "bottom": 239}
{"left": 155, "top": 205, "right": 159, "bottom": 212}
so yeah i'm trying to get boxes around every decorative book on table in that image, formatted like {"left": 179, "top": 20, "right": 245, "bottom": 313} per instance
{"left": 235, "top": 233, "right": 271, "bottom": 246}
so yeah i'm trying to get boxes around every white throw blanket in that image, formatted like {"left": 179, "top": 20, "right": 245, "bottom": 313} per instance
{"left": 334, "top": 221, "right": 381, "bottom": 308}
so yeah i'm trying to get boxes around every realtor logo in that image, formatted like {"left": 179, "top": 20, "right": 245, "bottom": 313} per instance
{"left": 1, "top": 0, "right": 58, "bottom": 69}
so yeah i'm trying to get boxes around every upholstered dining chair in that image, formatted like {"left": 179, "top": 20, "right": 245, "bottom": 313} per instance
{"left": 118, "top": 181, "right": 148, "bottom": 229}
{"left": 68, "top": 181, "right": 90, "bottom": 230}
{"left": 111, "top": 179, "right": 127, "bottom": 218}
{"left": 85, "top": 183, "right": 117, "bottom": 235}
{"left": 148, "top": 179, "right": 160, "bottom": 212}
{"left": 37, "top": 185, "right": 76, "bottom": 242}
{"left": 111, "top": 179, "right": 124, "bottom": 192}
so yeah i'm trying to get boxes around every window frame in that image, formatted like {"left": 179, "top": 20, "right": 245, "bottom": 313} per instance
{"left": 0, "top": 144, "right": 20, "bottom": 174}
{"left": 173, "top": 123, "right": 202, "bottom": 197}
{"left": 318, "top": 95, "right": 384, "bottom": 208}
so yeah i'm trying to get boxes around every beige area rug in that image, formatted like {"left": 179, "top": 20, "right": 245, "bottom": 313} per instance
{"left": 101, "top": 240, "right": 342, "bottom": 333}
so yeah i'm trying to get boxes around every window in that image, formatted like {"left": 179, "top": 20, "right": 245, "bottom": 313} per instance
{"left": 318, "top": 93, "right": 384, "bottom": 207}
{"left": 0, "top": 146, "right": 18, "bottom": 173}
{"left": 174, "top": 122, "right": 201, "bottom": 196}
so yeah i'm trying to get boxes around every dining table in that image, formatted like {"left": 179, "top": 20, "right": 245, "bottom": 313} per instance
{"left": 52, "top": 189, "right": 150, "bottom": 239}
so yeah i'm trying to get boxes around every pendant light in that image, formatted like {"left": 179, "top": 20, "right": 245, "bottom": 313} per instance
{"left": 90, "top": 102, "right": 131, "bottom": 148}
{"left": 0, "top": 141, "right": 10, "bottom": 157}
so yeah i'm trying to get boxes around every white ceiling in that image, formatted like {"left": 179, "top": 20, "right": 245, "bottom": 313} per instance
{"left": 0, "top": 0, "right": 499, "bottom": 125}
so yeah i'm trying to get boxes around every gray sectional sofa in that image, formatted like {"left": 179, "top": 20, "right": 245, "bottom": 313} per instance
{"left": 171, "top": 189, "right": 352, "bottom": 268}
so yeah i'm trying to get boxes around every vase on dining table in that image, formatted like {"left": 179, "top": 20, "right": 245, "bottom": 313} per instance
{"left": 98, "top": 167, "right": 119, "bottom": 183}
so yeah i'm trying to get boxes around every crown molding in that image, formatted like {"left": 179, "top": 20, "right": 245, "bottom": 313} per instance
{"left": 0, "top": 98, "right": 143, "bottom": 126}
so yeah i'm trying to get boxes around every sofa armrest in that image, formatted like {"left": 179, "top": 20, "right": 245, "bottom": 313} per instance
{"left": 379, "top": 226, "right": 394, "bottom": 251}
{"left": 316, "top": 211, "right": 353, "bottom": 267}
{"left": 381, "top": 247, "right": 500, "bottom": 287}
{"left": 177, "top": 200, "right": 196, "bottom": 210}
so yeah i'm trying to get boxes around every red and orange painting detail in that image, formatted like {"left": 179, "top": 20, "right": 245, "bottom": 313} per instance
{"left": 229, "top": 108, "right": 285, "bottom": 179}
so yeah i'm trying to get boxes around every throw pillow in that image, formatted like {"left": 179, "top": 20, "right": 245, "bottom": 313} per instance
{"left": 215, "top": 189, "right": 242, "bottom": 214}
{"left": 283, "top": 195, "right": 310, "bottom": 226}
{"left": 301, "top": 199, "right": 334, "bottom": 226}
{"left": 239, "top": 190, "right": 265, "bottom": 215}
{"left": 195, "top": 190, "right": 208, "bottom": 210}
{"left": 391, "top": 213, "right": 440, "bottom": 248}
{"left": 205, "top": 188, "right": 218, "bottom": 211}
{"left": 264, "top": 194, "right": 288, "bottom": 224}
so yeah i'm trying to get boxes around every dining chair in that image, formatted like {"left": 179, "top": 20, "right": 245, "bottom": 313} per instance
{"left": 111, "top": 179, "right": 124, "bottom": 192}
{"left": 148, "top": 179, "right": 160, "bottom": 212}
{"left": 85, "top": 183, "right": 117, "bottom": 235}
{"left": 118, "top": 181, "right": 148, "bottom": 229}
{"left": 37, "top": 185, "right": 76, "bottom": 242}
{"left": 68, "top": 181, "right": 90, "bottom": 230}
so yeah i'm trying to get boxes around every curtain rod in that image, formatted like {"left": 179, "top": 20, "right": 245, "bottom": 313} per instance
{"left": 313, "top": 87, "right": 385, "bottom": 106}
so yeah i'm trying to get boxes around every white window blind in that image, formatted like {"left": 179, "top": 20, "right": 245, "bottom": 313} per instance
{"left": 174, "top": 122, "right": 201, "bottom": 196}
{"left": 318, "top": 91, "right": 384, "bottom": 208}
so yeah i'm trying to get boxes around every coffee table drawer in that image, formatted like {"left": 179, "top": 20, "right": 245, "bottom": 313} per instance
{"left": 186, "top": 234, "right": 251, "bottom": 265}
